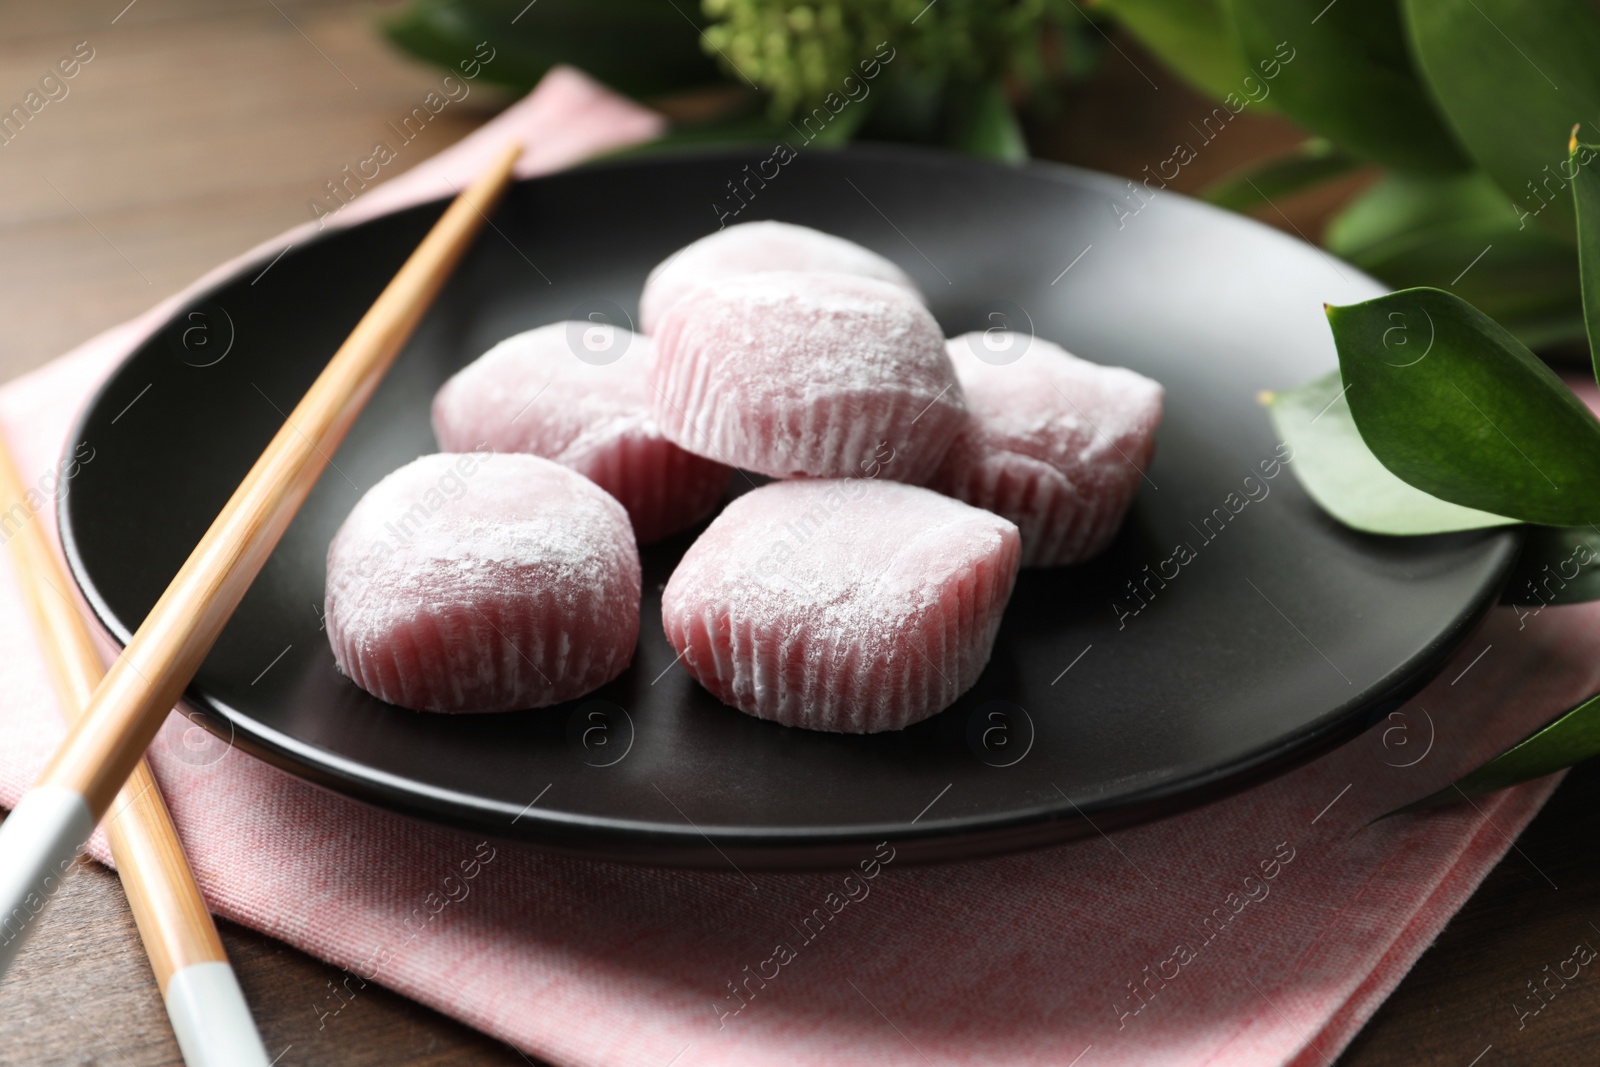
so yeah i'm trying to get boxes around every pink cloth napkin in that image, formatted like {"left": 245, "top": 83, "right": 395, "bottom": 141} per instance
{"left": 0, "top": 66, "right": 1587, "bottom": 1067}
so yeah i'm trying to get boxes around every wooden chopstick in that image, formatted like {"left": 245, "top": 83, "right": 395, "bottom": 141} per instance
{"left": 0, "top": 434, "right": 271, "bottom": 1064}
{"left": 0, "top": 141, "right": 523, "bottom": 982}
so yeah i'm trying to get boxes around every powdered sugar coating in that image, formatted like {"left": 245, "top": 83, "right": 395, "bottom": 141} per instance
{"left": 931, "top": 332, "right": 1164, "bottom": 567}
{"left": 639, "top": 220, "right": 920, "bottom": 332}
{"left": 651, "top": 271, "right": 966, "bottom": 483}
{"left": 432, "top": 323, "right": 730, "bottom": 542}
{"left": 662, "top": 479, "right": 1020, "bottom": 733}
{"left": 325, "top": 453, "right": 641, "bottom": 713}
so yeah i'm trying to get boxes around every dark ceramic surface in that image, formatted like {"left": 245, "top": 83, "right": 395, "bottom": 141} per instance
{"left": 60, "top": 146, "right": 1518, "bottom": 869}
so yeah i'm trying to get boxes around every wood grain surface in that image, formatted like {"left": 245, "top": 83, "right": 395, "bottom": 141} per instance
{"left": 0, "top": 3, "right": 1595, "bottom": 1064}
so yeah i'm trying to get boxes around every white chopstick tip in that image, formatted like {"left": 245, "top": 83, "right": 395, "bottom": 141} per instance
{"left": 166, "top": 960, "right": 272, "bottom": 1066}
{"left": 0, "top": 785, "right": 94, "bottom": 978}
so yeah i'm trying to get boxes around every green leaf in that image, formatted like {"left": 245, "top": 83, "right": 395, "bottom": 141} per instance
{"left": 1341, "top": 226, "right": 1583, "bottom": 350}
{"left": 380, "top": 0, "right": 723, "bottom": 98}
{"left": 1328, "top": 170, "right": 1528, "bottom": 254}
{"left": 1223, "top": 0, "right": 1469, "bottom": 173}
{"left": 1265, "top": 371, "right": 1516, "bottom": 534}
{"left": 1500, "top": 524, "right": 1600, "bottom": 605}
{"left": 1396, "top": 689, "right": 1600, "bottom": 812}
{"left": 1092, "top": 0, "right": 1258, "bottom": 104}
{"left": 1572, "top": 133, "right": 1600, "bottom": 382}
{"left": 1327, "top": 287, "right": 1600, "bottom": 526}
{"left": 1325, "top": 172, "right": 1583, "bottom": 350}
{"left": 943, "top": 81, "right": 1028, "bottom": 162}
{"left": 1404, "top": 0, "right": 1600, "bottom": 236}
{"left": 1201, "top": 139, "right": 1364, "bottom": 212}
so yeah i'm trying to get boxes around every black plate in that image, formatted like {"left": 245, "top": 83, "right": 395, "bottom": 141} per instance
{"left": 60, "top": 146, "right": 1518, "bottom": 869}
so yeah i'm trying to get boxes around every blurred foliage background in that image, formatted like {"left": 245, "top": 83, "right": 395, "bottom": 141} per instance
{"left": 382, "top": 0, "right": 1600, "bottom": 352}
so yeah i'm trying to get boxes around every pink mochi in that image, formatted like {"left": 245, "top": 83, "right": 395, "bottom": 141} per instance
{"left": 325, "top": 453, "right": 641, "bottom": 713}
{"left": 432, "top": 323, "right": 730, "bottom": 543}
{"left": 662, "top": 479, "right": 1020, "bottom": 733}
{"left": 931, "top": 332, "right": 1164, "bottom": 568}
{"left": 651, "top": 272, "right": 966, "bottom": 483}
{"left": 638, "top": 220, "right": 920, "bottom": 332}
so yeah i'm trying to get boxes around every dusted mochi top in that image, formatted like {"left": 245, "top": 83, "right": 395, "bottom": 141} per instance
{"left": 661, "top": 478, "right": 1020, "bottom": 733}
{"left": 325, "top": 452, "right": 641, "bottom": 713}
{"left": 639, "top": 220, "right": 921, "bottom": 332}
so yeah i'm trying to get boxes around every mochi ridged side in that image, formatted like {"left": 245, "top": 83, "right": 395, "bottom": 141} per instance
{"left": 650, "top": 272, "right": 966, "bottom": 484}
{"left": 432, "top": 323, "right": 729, "bottom": 542}
{"left": 932, "top": 332, "right": 1163, "bottom": 567}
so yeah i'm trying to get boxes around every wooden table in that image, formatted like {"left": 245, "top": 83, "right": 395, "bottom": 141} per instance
{"left": 1, "top": 3, "right": 1595, "bottom": 1063}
